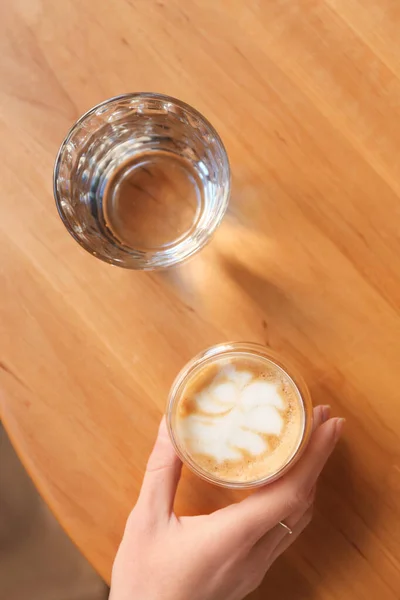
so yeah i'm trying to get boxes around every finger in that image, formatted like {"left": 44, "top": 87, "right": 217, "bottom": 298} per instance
{"left": 249, "top": 503, "right": 314, "bottom": 570}
{"left": 312, "top": 405, "right": 330, "bottom": 431}
{"left": 241, "top": 504, "right": 314, "bottom": 594}
{"left": 220, "top": 417, "right": 344, "bottom": 544}
{"left": 258, "top": 484, "right": 316, "bottom": 553}
{"left": 268, "top": 504, "right": 314, "bottom": 565}
{"left": 137, "top": 417, "right": 182, "bottom": 518}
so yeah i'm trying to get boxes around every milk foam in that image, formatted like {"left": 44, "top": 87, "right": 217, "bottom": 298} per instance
{"left": 177, "top": 365, "right": 288, "bottom": 462}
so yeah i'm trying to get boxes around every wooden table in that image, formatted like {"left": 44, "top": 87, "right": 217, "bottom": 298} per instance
{"left": 1, "top": 1, "right": 399, "bottom": 598}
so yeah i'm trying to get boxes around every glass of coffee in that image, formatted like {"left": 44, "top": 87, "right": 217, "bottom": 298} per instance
{"left": 167, "top": 342, "right": 313, "bottom": 489}
{"left": 54, "top": 93, "right": 230, "bottom": 269}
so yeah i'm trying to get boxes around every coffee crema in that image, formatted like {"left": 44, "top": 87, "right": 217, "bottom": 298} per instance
{"left": 167, "top": 344, "right": 312, "bottom": 487}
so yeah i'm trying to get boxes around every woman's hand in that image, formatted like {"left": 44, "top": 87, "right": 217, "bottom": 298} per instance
{"left": 110, "top": 406, "right": 343, "bottom": 600}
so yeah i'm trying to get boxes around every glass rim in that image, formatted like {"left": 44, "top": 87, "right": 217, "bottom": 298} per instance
{"left": 166, "top": 342, "right": 313, "bottom": 489}
{"left": 53, "top": 92, "right": 231, "bottom": 270}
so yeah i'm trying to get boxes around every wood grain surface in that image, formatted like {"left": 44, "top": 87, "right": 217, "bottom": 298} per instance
{"left": 1, "top": 1, "right": 400, "bottom": 598}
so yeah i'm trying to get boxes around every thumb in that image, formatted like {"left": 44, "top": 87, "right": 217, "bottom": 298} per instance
{"left": 137, "top": 417, "right": 182, "bottom": 518}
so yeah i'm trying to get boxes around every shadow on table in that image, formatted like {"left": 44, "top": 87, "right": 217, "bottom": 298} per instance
{"left": 254, "top": 435, "right": 377, "bottom": 599}
{"left": 207, "top": 258, "right": 382, "bottom": 599}
{"left": 220, "top": 255, "right": 311, "bottom": 350}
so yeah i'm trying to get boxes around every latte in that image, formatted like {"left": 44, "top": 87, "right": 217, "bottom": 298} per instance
{"left": 167, "top": 343, "right": 312, "bottom": 487}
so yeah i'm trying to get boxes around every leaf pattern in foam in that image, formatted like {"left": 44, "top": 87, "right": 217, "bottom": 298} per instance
{"left": 241, "top": 405, "right": 283, "bottom": 435}
{"left": 240, "top": 381, "right": 285, "bottom": 410}
{"left": 181, "top": 368, "right": 287, "bottom": 462}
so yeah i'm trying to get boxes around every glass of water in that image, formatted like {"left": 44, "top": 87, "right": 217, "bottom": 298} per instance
{"left": 54, "top": 93, "right": 230, "bottom": 269}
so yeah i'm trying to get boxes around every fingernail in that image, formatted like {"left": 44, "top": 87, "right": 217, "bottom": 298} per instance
{"left": 334, "top": 418, "right": 345, "bottom": 442}
{"left": 321, "top": 405, "right": 331, "bottom": 423}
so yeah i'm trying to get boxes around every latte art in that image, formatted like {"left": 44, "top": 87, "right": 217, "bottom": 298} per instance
{"left": 179, "top": 366, "right": 287, "bottom": 461}
{"left": 168, "top": 345, "right": 311, "bottom": 486}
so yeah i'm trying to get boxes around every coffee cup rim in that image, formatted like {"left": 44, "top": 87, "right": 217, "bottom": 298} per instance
{"left": 166, "top": 341, "right": 313, "bottom": 489}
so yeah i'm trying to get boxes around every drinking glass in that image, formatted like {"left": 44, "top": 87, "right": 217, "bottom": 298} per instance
{"left": 167, "top": 342, "right": 313, "bottom": 489}
{"left": 54, "top": 93, "right": 230, "bottom": 269}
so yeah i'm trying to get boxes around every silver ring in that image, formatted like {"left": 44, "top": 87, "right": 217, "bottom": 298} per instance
{"left": 279, "top": 521, "right": 293, "bottom": 535}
